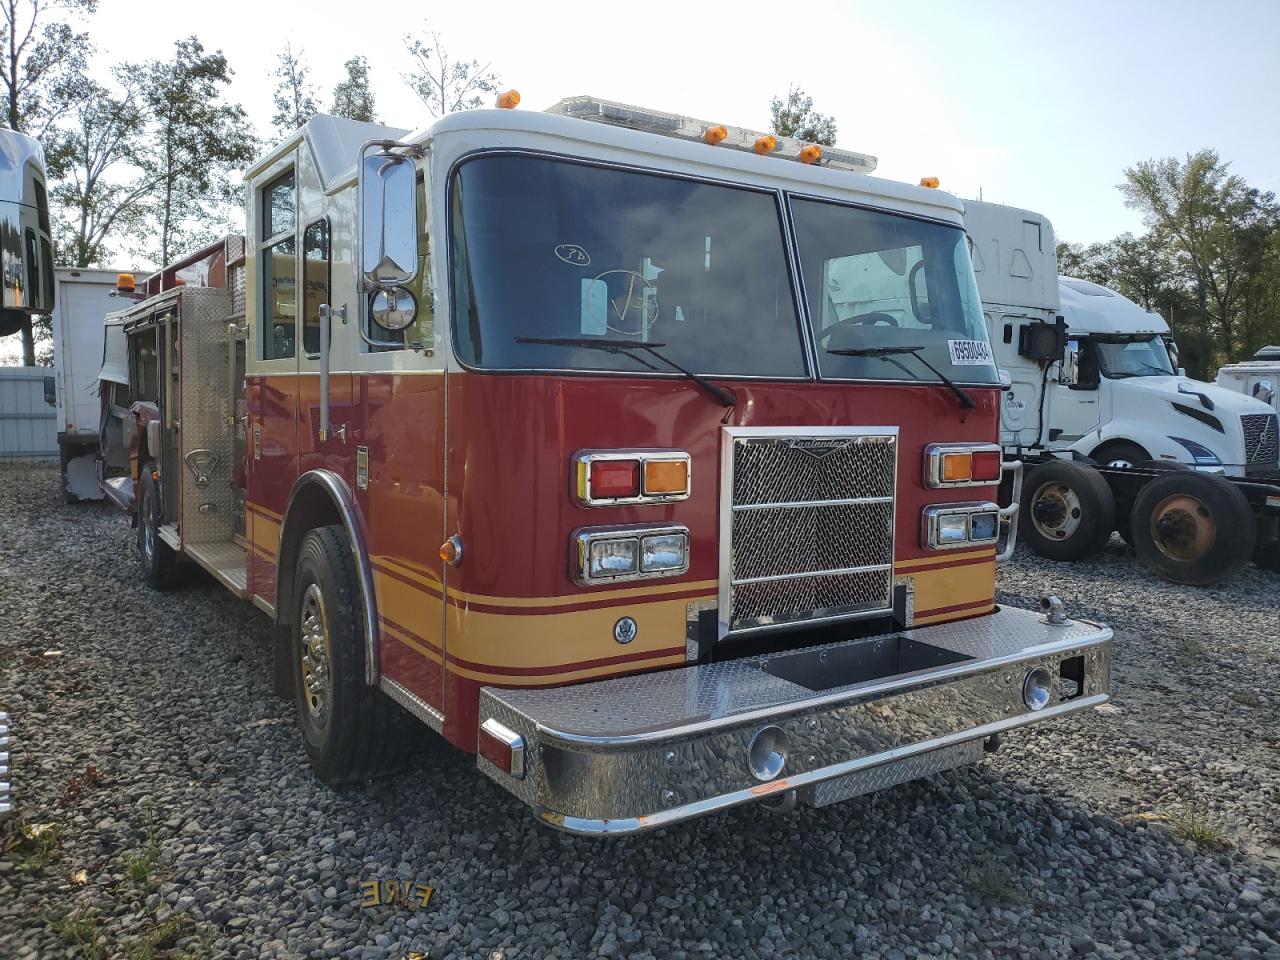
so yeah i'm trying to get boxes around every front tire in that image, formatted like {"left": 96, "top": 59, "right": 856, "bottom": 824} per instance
{"left": 292, "top": 525, "right": 411, "bottom": 784}
{"left": 1019, "top": 461, "right": 1116, "bottom": 561}
{"left": 136, "top": 463, "right": 179, "bottom": 589}
{"left": 1129, "top": 472, "right": 1255, "bottom": 585}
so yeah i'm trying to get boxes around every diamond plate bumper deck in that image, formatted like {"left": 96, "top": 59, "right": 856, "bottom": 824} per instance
{"left": 477, "top": 606, "right": 1112, "bottom": 834}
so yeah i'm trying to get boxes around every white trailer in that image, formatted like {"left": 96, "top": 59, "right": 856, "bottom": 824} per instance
{"left": 50, "top": 268, "right": 127, "bottom": 501}
{"left": 965, "top": 199, "right": 1280, "bottom": 584}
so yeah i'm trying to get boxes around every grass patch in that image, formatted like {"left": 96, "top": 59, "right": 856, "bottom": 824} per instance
{"left": 1174, "top": 636, "right": 1205, "bottom": 668}
{"left": 123, "top": 912, "right": 195, "bottom": 960}
{"left": 1229, "top": 690, "right": 1262, "bottom": 709}
{"left": 1171, "top": 808, "right": 1232, "bottom": 850}
{"left": 965, "top": 852, "right": 1025, "bottom": 905}
{"left": 3, "top": 819, "right": 64, "bottom": 872}
{"left": 49, "top": 907, "right": 108, "bottom": 960}
{"left": 123, "top": 827, "right": 164, "bottom": 892}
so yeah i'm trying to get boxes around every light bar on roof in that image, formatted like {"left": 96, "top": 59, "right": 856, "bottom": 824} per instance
{"left": 545, "top": 95, "right": 878, "bottom": 174}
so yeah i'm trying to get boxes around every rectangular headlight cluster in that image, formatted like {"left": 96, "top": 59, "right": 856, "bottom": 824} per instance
{"left": 922, "top": 502, "right": 1000, "bottom": 550}
{"left": 923, "top": 443, "right": 1003, "bottom": 488}
{"left": 573, "top": 450, "right": 691, "bottom": 506}
{"left": 574, "top": 524, "right": 690, "bottom": 585}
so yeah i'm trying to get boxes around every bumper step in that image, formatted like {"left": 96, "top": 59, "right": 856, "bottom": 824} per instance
{"left": 478, "top": 605, "right": 1112, "bottom": 834}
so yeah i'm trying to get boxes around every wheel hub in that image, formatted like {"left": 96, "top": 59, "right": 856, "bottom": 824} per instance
{"left": 1031, "top": 482, "right": 1082, "bottom": 540}
{"left": 299, "top": 583, "right": 332, "bottom": 725}
{"left": 1150, "top": 494, "right": 1215, "bottom": 561}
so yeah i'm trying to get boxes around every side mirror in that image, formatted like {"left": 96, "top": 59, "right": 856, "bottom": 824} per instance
{"left": 1254, "top": 380, "right": 1276, "bottom": 405}
{"left": 1060, "top": 340, "right": 1080, "bottom": 386}
{"left": 359, "top": 146, "right": 418, "bottom": 287}
{"left": 43, "top": 374, "right": 55, "bottom": 407}
{"left": 1166, "top": 338, "right": 1180, "bottom": 370}
{"left": 997, "top": 368, "right": 1013, "bottom": 390}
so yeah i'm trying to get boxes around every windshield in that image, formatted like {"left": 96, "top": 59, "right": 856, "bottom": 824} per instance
{"left": 790, "top": 198, "right": 998, "bottom": 384}
{"left": 450, "top": 155, "right": 806, "bottom": 377}
{"left": 1095, "top": 335, "right": 1175, "bottom": 378}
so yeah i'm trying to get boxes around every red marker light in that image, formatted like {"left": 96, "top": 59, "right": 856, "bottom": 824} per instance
{"left": 971, "top": 450, "right": 1002, "bottom": 483}
{"left": 591, "top": 460, "right": 641, "bottom": 499}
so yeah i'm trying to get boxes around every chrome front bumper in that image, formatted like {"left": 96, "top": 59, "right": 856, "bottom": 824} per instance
{"left": 477, "top": 605, "right": 1112, "bottom": 834}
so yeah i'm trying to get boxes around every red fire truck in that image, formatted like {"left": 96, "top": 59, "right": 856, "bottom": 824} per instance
{"left": 97, "top": 96, "right": 1112, "bottom": 833}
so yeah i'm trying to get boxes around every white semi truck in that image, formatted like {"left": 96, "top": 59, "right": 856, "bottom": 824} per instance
{"left": 965, "top": 199, "right": 1280, "bottom": 584}
{"left": 1217, "top": 346, "right": 1280, "bottom": 416}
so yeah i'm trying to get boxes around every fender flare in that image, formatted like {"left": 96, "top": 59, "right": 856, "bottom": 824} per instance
{"left": 277, "top": 469, "right": 380, "bottom": 685}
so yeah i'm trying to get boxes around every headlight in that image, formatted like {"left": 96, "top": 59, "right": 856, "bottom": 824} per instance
{"left": 921, "top": 502, "right": 1001, "bottom": 550}
{"left": 1169, "top": 436, "right": 1222, "bottom": 466}
{"left": 575, "top": 524, "right": 690, "bottom": 585}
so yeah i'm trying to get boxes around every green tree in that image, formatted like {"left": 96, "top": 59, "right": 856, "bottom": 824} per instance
{"left": 271, "top": 41, "right": 317, "bottom": 136}
{"left": 49, "top": 73, "right": 149, "bottom": 268}
{"left": 402, "top": 24, "right": 499, "bottom": 117}
{"left": 331, "top": 55, "right": 377, "bottom": 123}
{"left": 131, "top": 37, "right": 256, "bottom": 266}
{"left": 0, "top": 0, "right": 96, "bottom": 363}
{"left": 769, "top": 86, "right": 837, "bottom": 146}
{"left": 1120, "top": 150, "right": 1275, "bottom": 366}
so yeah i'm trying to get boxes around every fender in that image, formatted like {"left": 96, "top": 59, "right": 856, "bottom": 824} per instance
{"left": 276, "top": 469, "right": 381, "bottom": 686}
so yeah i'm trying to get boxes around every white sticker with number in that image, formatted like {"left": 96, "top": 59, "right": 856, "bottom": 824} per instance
{"left": 948, "top": 339, "right": 994, "bottom": 366}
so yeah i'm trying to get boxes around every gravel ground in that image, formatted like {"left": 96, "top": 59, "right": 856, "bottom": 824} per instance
{"left": 2, "top": 462, "right": 1277, "bottom": 960}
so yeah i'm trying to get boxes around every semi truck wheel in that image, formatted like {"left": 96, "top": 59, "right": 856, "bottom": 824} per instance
{"left": 1115, "top": 461, "right": 1190, "bottom": 545}
{"left": 1093, "top": 441, "right": 1150, "bottom": 469}
{"left": 291, "top": 525, "right": 411, "bottom": 785}
{"left": 1019, "top": 461, "right": 1116, "bottom": 561}
{"left": 137, "top": 463, "right": 179, "bottom": 589}
{"left": 1129, "top": 472, "right": 1255, "bottom": 586}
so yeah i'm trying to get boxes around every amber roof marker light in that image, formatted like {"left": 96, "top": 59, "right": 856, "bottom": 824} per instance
{"left": 798, "top": 144, "right": 823, "bottom": 165}
{"left": 496, "top": 90, "right": 521, "bottom": 109}
{"left": 919, "top": 176, "right": 940, "bottom": 188}
{"left": 703, "top": 125, "right": 728, "bottom": 146}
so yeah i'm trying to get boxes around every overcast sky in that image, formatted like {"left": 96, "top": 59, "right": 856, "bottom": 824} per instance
{"left": 84, "top": 0, "right": 1275, "bottom": 247}
{"left": 4, "top": 0, "right": 1277, "bottom": 360}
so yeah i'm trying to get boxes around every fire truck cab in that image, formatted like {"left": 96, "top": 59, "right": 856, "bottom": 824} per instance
{"left": 102, "top": 99, "right": 1112, "bottom": 833}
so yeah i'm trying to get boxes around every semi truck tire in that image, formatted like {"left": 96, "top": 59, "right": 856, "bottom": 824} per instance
{"left": 1093, "top": 441, "right": 1150, "bottom": 469}
{"left": 137, "top": 463, "right": 180, "bottom": 589}
{"left": 1251, "top": 515, "right": 1280, "bottom": 571}
{"left": 1019, "top": 461, "right": 1116, "bottom": 561}
{"left": 291, "top": 525, "right": 412, "bottom": 785}
{"left": 1129, "top": 472, "right": 1256, "bottom": 586}
{"left": 1115, "top": 461, "right": 1190, "bottom": 545}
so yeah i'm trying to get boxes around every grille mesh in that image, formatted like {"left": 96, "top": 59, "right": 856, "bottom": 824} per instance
{"left": 1242, "top": 413, "right": 1279, "bottom": 465}
{"left": 725, "top": 433, "right": 895, "bottom": 635}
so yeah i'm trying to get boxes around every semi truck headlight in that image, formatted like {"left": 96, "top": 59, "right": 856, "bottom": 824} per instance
{"left": 1169, "top": 436, "right": 1222, "bottom": 466}
{"left": 575, "top": 524, "right": 690, "bottom": 585}
{"left": 921, "top": 503, "right": 1001, "bottom": 550}
{"left": 1023, "top": 667, "right": 1053, "bottom": 711}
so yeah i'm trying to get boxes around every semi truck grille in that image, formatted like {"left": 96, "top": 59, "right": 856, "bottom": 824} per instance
{"left": 1242, "top": 413, "right": 1279, "bottom": 465}
{"left": 719, "top": 428, "right": 897, "bottom": 638}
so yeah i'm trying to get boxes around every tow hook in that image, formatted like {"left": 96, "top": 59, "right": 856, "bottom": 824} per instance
{"left": 760, "top": 789, "right": 798, "bottom": 815}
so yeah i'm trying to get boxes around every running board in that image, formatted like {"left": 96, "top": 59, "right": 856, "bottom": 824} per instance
{"left": 185, "top": 541, "right": 248, "bottom": 596}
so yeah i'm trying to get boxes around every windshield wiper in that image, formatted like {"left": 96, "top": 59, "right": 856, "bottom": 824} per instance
{"left": 515, "top": 336, "right": 737, "bottom": 408}
{"left": 827, "top": 345, "right": 976, "bottom": 410}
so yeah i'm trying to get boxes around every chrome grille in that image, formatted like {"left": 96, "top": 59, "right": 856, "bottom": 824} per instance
{"left": 720, "top": 429, "right": 896, "bottom": 637}
{"left": 1242, "top": 413, "right": 1279, "bottom": 465}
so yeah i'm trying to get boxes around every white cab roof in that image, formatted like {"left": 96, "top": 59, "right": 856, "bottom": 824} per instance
{"left": 1059, "top": 277, "right": 1169, "bottom": 336}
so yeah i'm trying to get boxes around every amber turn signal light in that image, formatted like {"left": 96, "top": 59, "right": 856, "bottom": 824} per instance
{"left": 703, "top": 125, "right": 728, "bottom": 146}
{"left": 940, "top": 452, "right": 973, "bottom": 483}
{"left": 439, "top": 535, "right": 463, "bottom": 566}
{"left": 642, "top": 459, "right": 690, "bottom": 497}
{"left": 496, "top": 90, "right": 521, "bottom": 109}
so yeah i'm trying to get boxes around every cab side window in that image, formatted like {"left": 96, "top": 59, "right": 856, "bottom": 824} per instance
{"left": 262, "top": 170, "right": 297, "bottom": 360}
{"left": 302, "top": 219, "right": 330, "bottom": 356}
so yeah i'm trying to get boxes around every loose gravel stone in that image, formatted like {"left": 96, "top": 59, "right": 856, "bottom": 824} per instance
{"left": 1, "top": 464, "right": 1278, "bottom": 959}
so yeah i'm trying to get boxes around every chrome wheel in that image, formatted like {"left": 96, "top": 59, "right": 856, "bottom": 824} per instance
{"left": 142, "top": 507, "right": 155, "bottom": 562}
{"left": 1029, "top": 481, "right": 1083, "bottom": 540}
{"left": 299, "top": 583, "right": 332, "bottom": 725}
